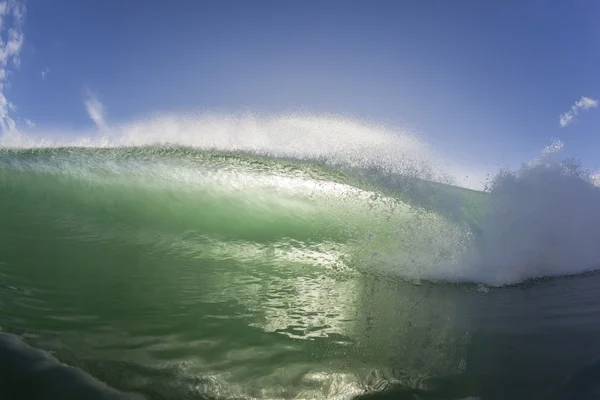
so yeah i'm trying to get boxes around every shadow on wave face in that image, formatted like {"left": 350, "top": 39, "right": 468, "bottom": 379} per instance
{"left": 0, "top": 332, "right": 144, "bottom": 400}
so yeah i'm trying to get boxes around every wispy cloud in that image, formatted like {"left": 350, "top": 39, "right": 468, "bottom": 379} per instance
{"left": 559, "top": 96, "right": 598, "bottom": 127}
{"left": 84, "top": 89, "right": 107, "bottom": 130}
{"left": 41, "top": 67, "right": 50, "bottom": 79}
{"left": 0, "top": 0, "right": 26, "bottom": 133}
{"left": 23, "top": 118, "right": 34, "bottom": 128}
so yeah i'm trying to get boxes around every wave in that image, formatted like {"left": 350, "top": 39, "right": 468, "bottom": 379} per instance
{"left": 1, "top": 113, "right": 600, "bottom": 286}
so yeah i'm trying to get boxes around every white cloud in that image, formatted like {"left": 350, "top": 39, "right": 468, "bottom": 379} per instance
{"left": 84, "top": 90, "right": 107, "bottom": 130}
{"left": 559, "top": 96, "right": 598, "bottom": 127}
{"left": 0, "top": 0, "right": 25, "bottom": 134}
{"left": 23, "top": 118, "right": 34, "bottom": 128}
{"left": 41, "top": 67, "right": 50, "bottom": 79}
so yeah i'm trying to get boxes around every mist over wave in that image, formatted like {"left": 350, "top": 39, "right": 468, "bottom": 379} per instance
{"left": 1, "top": 112, "right": 480, "bottom": 188}
{"left": 2, "top": 113, "right": 600, "bottom": 286}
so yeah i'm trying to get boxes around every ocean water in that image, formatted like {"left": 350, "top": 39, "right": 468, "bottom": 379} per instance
{"left": 2, "top": 115, "right": 600, "bottom": 399}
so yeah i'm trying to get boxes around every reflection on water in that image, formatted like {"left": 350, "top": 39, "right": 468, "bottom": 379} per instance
{"left": 3, "top": 219, "right": 600, "bottom": 400}
{"left": 0, "top": 237, "right": 467, "bottom": 399}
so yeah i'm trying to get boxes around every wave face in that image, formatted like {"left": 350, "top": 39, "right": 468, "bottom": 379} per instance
{"left": 2, "top": 114, "right": 599, "bottom": 286}
{"left": 0, "top": 146, "right": 473, "bottom": 283}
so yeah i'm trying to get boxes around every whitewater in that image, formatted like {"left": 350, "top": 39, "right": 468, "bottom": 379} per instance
{"left": 2, "top": 112, "right": 600, "bottom": 400}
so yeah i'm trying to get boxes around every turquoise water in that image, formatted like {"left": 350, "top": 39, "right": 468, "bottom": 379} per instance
{"left": 2, "top": 146, "right": 600, "bottom": 399}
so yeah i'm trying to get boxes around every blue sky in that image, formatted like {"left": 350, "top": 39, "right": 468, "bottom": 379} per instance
{"left": 2, "top": 0, "right": 600, "bottom": 173}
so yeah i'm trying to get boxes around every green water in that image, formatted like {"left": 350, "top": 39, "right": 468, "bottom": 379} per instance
{"left": 1, "top": 147, "right": 599, "bottom": 400}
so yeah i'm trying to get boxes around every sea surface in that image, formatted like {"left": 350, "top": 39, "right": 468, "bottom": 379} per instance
{"left": 2, "top": 116, "right": 600, "bottom": 399}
